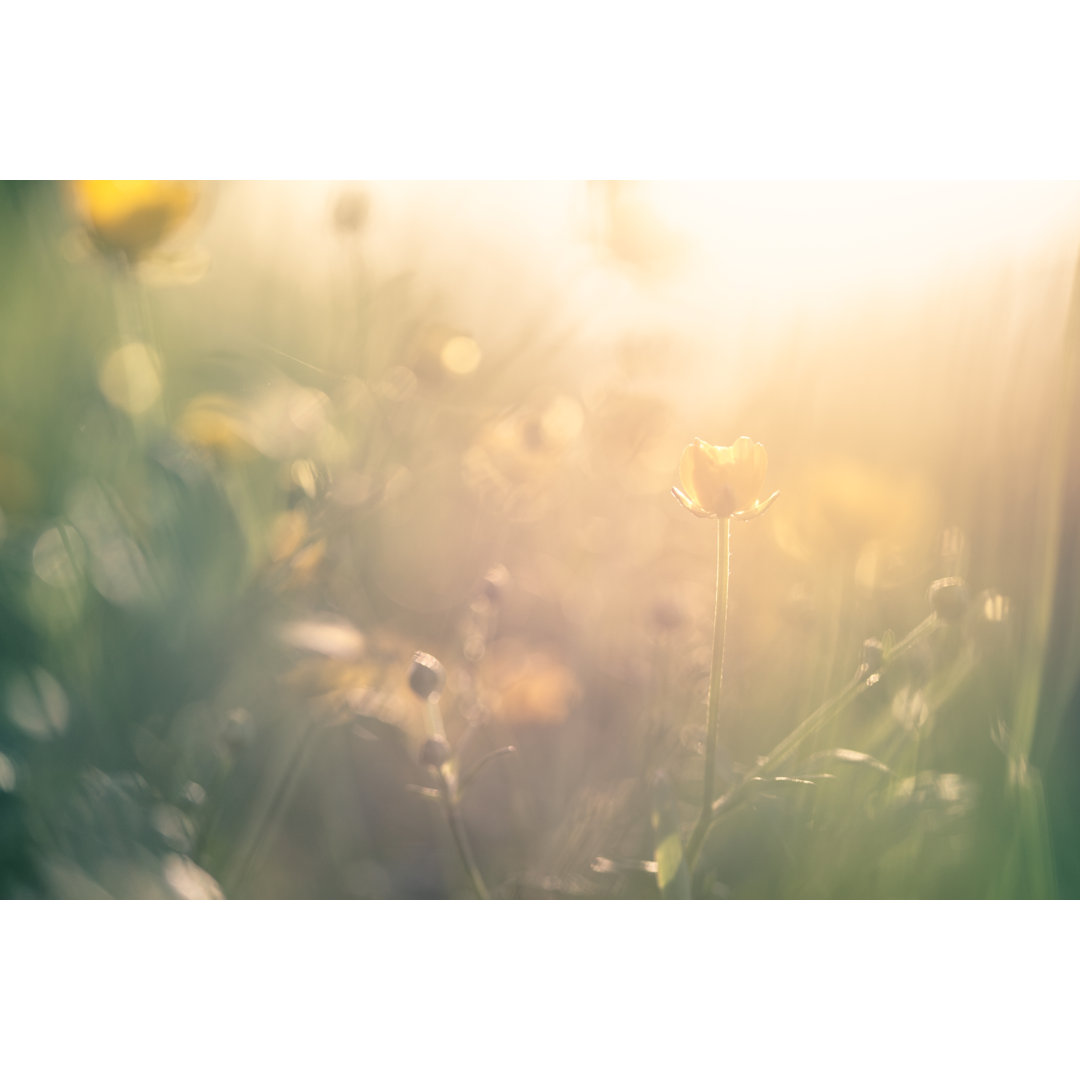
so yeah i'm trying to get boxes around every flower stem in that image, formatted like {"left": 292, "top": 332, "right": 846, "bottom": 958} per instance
{"left": 694, "top": 612, "right": 943, "bottom": 858}
{"left": 225, "top": 718, "right": 318, "bottom": 896}
{"left": 685, "top": 517, "right": 731, "bottom": 870}
{"left": 435, "top": 765, "right": 491, "bottom": 900}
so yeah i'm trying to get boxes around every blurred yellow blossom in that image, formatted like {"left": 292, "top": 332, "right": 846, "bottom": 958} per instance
{"left": 479, "top": 639, "right": 582, "bottom": 726}
{"left": 673, "top": 436, "right": 775, "bottom": 519}
{"left": 268, "top": 510, "right": 309, "bottom": 563}
{"left": 267, "top": 509, "right": 326, "bottom": 588}
{"left": 772, "top": 457, "right": 936, "bottom": 587}
{"left": 72, "top": 181, "right": 199, "bottom": 262}
{"left": 175, "top": 394, "right": 257, "bottom": 461}
{"left": 285, "top": 537, "right": 326, "bottom": 588}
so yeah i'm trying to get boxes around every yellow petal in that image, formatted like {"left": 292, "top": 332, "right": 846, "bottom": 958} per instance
{"left": 676, "top": 436, "right": 769, "bottom": 518}
{"left": 73, "top": 181, "right": 199, "bottom": 261}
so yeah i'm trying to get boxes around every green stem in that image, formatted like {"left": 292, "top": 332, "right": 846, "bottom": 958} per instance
{"left": 425, "top": 698, "right": 489, "bottom": 898}
{"left": 1011, "top": 251, "right": 1080, "bottom": 762}
{"left": 427, "top": 698, "right": 447, "bottom": 741}
{"left": 436, "top": 766, "right": 490, "bottom": 900}
{"left": 225, "top": 720, "right": 317, "bottom": 896}
{"left": 694, "top": 612, "right": 943, "bottom": 861}
{"left": 685, "top": 517, "right": 731, "bottom": 869}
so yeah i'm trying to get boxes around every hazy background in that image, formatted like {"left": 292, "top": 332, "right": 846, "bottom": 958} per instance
{"left": 2, "top": 180, "right": 1079, "bottom": 898}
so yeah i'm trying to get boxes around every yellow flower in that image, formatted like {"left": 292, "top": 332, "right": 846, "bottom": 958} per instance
{"left": 771, "top": 456, "right": 936, "bottom": 587}
{"left": 673, "top": 436, "right": 777, "bottom": 519}
{"left": 175, "top": 394, "right": 257, "bottom": 461}
{"left": 479, "top": 639, "right": 582, "bottom": 726}
{"left": 72, "top": 181, "right": 199, "bottom": 261}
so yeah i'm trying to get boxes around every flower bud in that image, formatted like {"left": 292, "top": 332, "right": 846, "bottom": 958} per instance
{"left": 73, "top": 180, "right": 199, "bottom": 262}
{"left": 419, "top": 735, "right": 452, "bottom": 769}
{"left": 673, "top": 436, "right": 769, "bottom": 519}
{"left": 861, "top": 637, "right": 885, "bottom": 675}
{"left": 928, "top": 577, "right": 968, "bottom": 622}
{"left": 408, "top": 652, "right": 446, "bottom": 701}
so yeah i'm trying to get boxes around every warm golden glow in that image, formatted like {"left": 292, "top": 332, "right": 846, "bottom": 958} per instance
{"left": 6, "top": 180, "right": 1080, "bottom": 901}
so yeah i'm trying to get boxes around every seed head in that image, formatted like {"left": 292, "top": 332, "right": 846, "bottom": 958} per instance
{"left": 419, "top": 735, "right": 452, "bottom": 769}
{"left": 408, "top": 652, "right": 446, "bottom": 701}
{"left": 861, "top": 637, "right": 885, "bottom": 675}
{"left": 929, "top": 577, "right": 968, "bottom": 622}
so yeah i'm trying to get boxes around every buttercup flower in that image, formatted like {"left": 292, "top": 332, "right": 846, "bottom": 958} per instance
{"left": 672, "top": 436, "right": 777, "bottom": 520}
{"left": 72, "top": 181, "right": 199, "bottom": 261}
{"left": 175, "top": 394, "right": 257, "bottom": 461}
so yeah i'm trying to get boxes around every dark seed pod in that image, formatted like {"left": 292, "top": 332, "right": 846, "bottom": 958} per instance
{"left": 861, "top": 637, "right": 885, "bottom": 675}
{"left": 408, "top": 652, "right": 446, "bottom": 701}
{"left": 928, "top": 577, "right": 968, "bottom": 622}
{"left": 419, "top": 735, "right": 452, "bottom": 769}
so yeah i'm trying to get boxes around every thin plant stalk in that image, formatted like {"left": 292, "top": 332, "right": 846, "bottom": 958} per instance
{"left": 427, "top": 698, "right": 490, "bottom": 900}
{"left": 434, "top": 764, "right": 491, "bottom": 900}
{"left": 685, "top": 517, "right": 731, "bottom": 870}
{"left": 225, "top": 719, "right": 318, "bottom": 896}
{"left": 691, "top": 612, "right": 943, "bottom": 861}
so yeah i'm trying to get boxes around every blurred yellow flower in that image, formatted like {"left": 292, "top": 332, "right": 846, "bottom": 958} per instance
{"left": 779, "top": 459, "right": 931, "bottom": 555}
{"left": 772, "top": 457, "right": 937, "bottom": 588}
{"left": 673, "top": 436, "right": 775, "bottom": 519}
{"left": 480, "top": 639, "right": 582, "bottom": 726}
{"left": 266, "top": 509, "right": 326, "bottom": 588}
{"left": 286, "top": 537, "right": 326, "bottom": 587}
{"left": 175, "top": 394, "right": 256, "bottom": 461}
{"left": 268, "top": 509, "right": 309, "bottom": 563}
{"left": 72, "top": 181, "right": 199, "bottom": 261}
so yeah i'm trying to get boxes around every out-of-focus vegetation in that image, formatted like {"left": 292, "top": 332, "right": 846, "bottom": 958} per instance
{"left": 2, "top": 179, "right": 1079, "bottom": 898}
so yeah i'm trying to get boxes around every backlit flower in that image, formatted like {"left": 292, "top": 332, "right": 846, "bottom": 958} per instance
{"left": 672, "top": 436, "right": 776, "bottom": 519}
{"left": 175, "top": 394, "right": 257, "bottom": 461}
